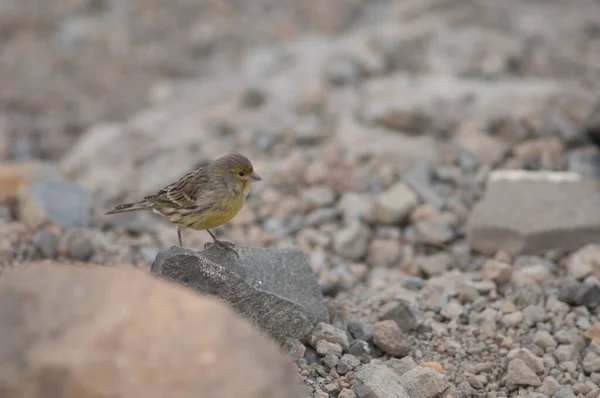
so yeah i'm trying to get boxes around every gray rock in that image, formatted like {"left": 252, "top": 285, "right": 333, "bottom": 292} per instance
{"left": 337, "top": 192, "right": 374, "bottom": 222}
{"left": 506, "top": 348, "right": 545, "bottom": 375}
{"left": 151, "top": 246, "right": 328, "bottom": 342}
{"left": 325, "top": 55, "right": 363, "bottom": 86}
{"left": 522, "top": 305, "right": 547, "bottom": 326}
{"left": 316, "top": 340, "right": 343, "bottom": 357}
{"left": 373, "top": 321, "right": 412, "bottom": 357}
{"left": 372, "top": 182, "right": 419, "bottom": 225}
{"left": 381, "top": 301, "right": 421, "bottom": 332}
{"left": 68, "top": 235, "right": 95, "bottom": 262}
{"left": 558, "top": 282, "right": 600, "bottom": 308}
{"left": 583, "top": 352, "right": 600, "bottom": 373}
{"left": 31, "top": 229, "right": 58, "bottom": 259}
{"left": 398, "top": 366, "right": 450, "bottom": 398}
{"left": 539, "top": 376, "right": 561, "bottom": 396}
{"left": 416, "top": 253, "right": 454, "bottom": 278}
{"left": 553, "top": 344, "right": 580, "bottom": 362}
{"left": 348, "top": 321, "right": 374, "bottom": 342}
{"left": 566, "top": 151, "right": 600, "bottom": 177}
{"left": 413, "top": 218, "right": 455, "bottom": 244}
{"left": 347, "top": 340, "right": 371, "bottom": 360}
{"left": 307, "top": 322, "right": 350, "bottom": 350}
{"left": 333, "top": 221, "right": 371, "bottom": 260}
{"left": 403, "top": 163, "right": 446, "bottom": 209}
{"left": 282, "top": 339, "right": 306, "bottom": 362}
{"left": 553, "top": 387, "right": 576, "bottom": 398}
{"left": 337, "top": 354, "right": 361, "bottom": 375}
{"left": 17, "top": 180, "right": 90, "bottom": 228}
{"left": 354, "top": 362, "right": 410, "bottom": 398}
{"left": 533, "top": 330, "right": 557, "bottom": 350}
{"left": 505, "top": 358, "right": 542, "bottom": 389}
{"left": 567, "top": 243, "right": 600, "bottom": 280}
{"left": 441, "top": 300, "right": 464, "bottom": 319}
{"left": 386, "top": 357, "right": 417, "bottom": 376}
{"left": 467, "top": 170, "right": 600, "bottom": 255}
{"left": 506, "top": 283, "right": 545, "bottom": 309}
{"left": 323, "top": 353, "right": 340, "bottom": 369}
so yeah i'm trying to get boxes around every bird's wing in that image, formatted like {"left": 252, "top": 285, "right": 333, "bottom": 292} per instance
{"left": 146, "top": 168, "right": 210, "bottom": 208}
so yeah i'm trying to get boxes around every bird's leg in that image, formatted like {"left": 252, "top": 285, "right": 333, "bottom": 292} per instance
{"left": 206, "top": 229, "right": 239, "bottom": 258}
{"left": 177, "top": 226, "right": 183, "bottom": 247}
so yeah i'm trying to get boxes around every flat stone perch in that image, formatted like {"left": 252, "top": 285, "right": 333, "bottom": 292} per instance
{"left": 151, "top": 245, "right": 329, "bottom": 342}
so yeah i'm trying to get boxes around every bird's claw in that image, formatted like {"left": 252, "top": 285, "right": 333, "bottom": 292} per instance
{"left": 204, "top": 240, "right": 239, "bottom": 258}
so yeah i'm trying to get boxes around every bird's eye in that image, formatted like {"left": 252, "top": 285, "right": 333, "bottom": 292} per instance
{"left": 238, "top": 171, "right": 245, "bottom": 177}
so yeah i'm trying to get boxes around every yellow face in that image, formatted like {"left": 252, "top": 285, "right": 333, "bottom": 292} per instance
{"left": 231, "top": 166, "right": 262, "bottom": 194}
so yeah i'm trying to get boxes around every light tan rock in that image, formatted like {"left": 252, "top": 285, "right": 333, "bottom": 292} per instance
{"left": 0, "top": 262, "right": 304, "bottom": 398}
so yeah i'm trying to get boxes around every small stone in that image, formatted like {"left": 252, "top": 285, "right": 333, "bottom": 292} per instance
{"left": 337, "top": 192, "right": 374, "bottom": 222}
{"left": 308, "top": 323, "right": 350, "bottom": 350}
{"left": 413, "top": 218, "right": 455, "bottom": 243}
{"left": 507, "top": 348, "right": 545, "bottom": 375}
{"left": 282, "top": 339, "right": 306, "bottom": 362}
{"left": 348, "top": 322, "right": 374, "bottom": 342}
{"left": 468, "top": 308, "right": 498, "bottom": 334}
{"left": 523, "top": 305, "right": 547, "bottom": 326}
{"left": 403, "top": 163, "right": 446, "bottom": 209}
{"left": 325, "top": 55, "right": 363, "bottom": 86}
{"left": 553, "top": 387, "right": 576, "bottom": 398}
{"left": 316, "top": 340, "right": 343, "bottom": 357}
{"left": 567, "top": 244, "right": 600, "bottom": 280}
{"left": 505, "top": 358, "right": 542, "bottom": 389}
{"left": 347, "top": 340, "right": 370, "bottom": 359}
{"left": 554, "top": 344, "right": 580, "bottom": 362}
{"left": 539, "top": 376, "right": 561, "bottom": 396}
{"left": 372, "top": 182, "right": 419, "bottom": 225}
{"left": 373, "top": 320, "right": 412, "bottom": 357}
{"left": 482, "top": 259, "right": 513, "bottom": 285}
{"left": 584, "top": 322, "right": 600, "bottom": 346}
{"left": 353, "top": 362, "right": 409, "bottom": 398}
{"left": 31, "top": 229, "right": 58, "bottom": 259}
{"left": 533, "top": 330, "right": 558, "bottom": 350}
{"left": 583, "top": 352, "right": 600, "bottom": 373}
{"left": 333, "top": 221, "right": 371, "bottom": 261}
{"left": 17, "top": 180, "right": 90, "bottom": 228}
{"left": 441, "top": 300, "right": 464, "bottom": 320}
{"left": 465, "top": 373, "right": 484, "bottom": 390}
{"left": 501, "top": 311, "right": 524, "bottom": 327}
{"left": 301, "top": 185, "right": 336, "bottom": 209}
{"left": 323, "top": 354, "right": 340, "bottom": 369}
{"left": 367, "top": 239, "right": 402, "bottom": 268}
{"left": 337, "top": 354, "right": 361, "bottom": 375}
{"left": 558, "top": 282, "right": 600, "bottom": 308}
{"left": 68, "top": 235, "right": 95, "bottom": 262}
{"left": 416, "top": 253, "right": 454, "bottom": 278}
{"left": 338, "top": 388, "right": 357, "bottom": 398}
{"left": 398, "top": 366, "right": 450, "bottom": 398}
{"left": 381, "top": 301, "right": 420, "bottom": 332}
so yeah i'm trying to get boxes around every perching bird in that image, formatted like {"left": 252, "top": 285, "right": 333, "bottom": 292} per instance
{"left": 106, "top": 153, "right": 261, "bottom": 257}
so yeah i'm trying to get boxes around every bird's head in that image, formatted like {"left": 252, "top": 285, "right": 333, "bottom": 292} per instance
{"left": 213, "top": 153, "right": 261, "bottom": 195}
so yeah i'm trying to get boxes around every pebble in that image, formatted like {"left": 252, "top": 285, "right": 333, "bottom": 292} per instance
{"left": 68, "top": 234, "right": 95, "bottom": 261}
{"left": 354, "top": 362, "right": 407, "bottom": 398}
{"left": 380, "top": 301, "right": 420, "bottom": 332}
{"left": 441, "top": 300, "right": 464, "bottom": 320}
{"left": 333, "top": 221, "right": 370, "bottom": 261}
{"left": 539, "top": 376, "right": 561, "bottom": 396}
{"left": 366, "top": 238, "right": 402, "bottom": 268}
{"left": 558, "top": 282, "right": 600, "bottom": 308}
{"left": 348, "top": 322, "right": 374, "bottom": 342}
{"left": 316, "top": 340, "right": 343, "bottom": 357}
{"left": 482, "top": 259, "right": 513, "bottom": 285}
{"left": 282, "top": 339, "right": 306, "bottom": 362}
{"left": 507, "top": 348, "right": 545, "bottom": 375}
{"left": 323, "top": 354, "right": 340, "bottom": 369}
{"left": 505, "top": 358, "right": 542, "bottom": 389}
{"left": 337, "top": 354, "right": 361, "bottom": 375}
{"left": 533, "top": 330, "right": 557, "bottom": 350}
{"left": 398, "top": 366, "right": 449, "bottom": 398}
{"left": 347, "top": 340, "right": 370, "bottom": 360}
{"left": 301, "top": 185, "right": 336, "bottom": 209}
{"left": 308, "top": 323, "right": 350, "bottom": 350}
{"left": 373, "top": 320, "right": 412, "bottom": 357}
{"left": 522, "top": 305, "right": 547, "bottom": 326}
{"left": 403, "top": 163, "right": 446, "bottom": 209}
{"left": 31, "top": 229, "right": 58, "bottom": 259}
{"left": 371, "top": 182, "right": 419, "bottom": 225}
{"left": 415, "top": 252, "right": 454, "bottom": 278}
{"left": 554, "top": 344, "right": 580, "bottom": 362}
{"left": 553, "top": 387, "right": 576, "bottom": 398}
{"left": 501, "top": 311, "right": 524, "bottom": 327}
{"left": 567, "top": 243, "right": 600, "bottom": 280}
{"left": 337, "top": 192, "right": 374, "bottom": 222}
{"left": 337, "top": 388, "right": 356, "bottom": 398}
{"left": 413, "top": 218, "right": 455, "bottom": 243}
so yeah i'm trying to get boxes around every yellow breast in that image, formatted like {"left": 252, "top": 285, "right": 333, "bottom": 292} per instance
{"left": 184, "top": 196, "right": 245, "bottom": 230}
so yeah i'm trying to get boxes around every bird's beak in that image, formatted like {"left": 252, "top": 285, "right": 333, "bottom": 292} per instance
{"left": 251, "top": 171, "right": 262, "bottom": 181}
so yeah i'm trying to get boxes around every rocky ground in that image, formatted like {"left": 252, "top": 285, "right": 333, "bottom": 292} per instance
{"left": 3, "top": 0, "right": 600, "bottom": 397}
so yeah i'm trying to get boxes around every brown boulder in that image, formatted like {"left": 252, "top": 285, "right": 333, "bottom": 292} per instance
{"left": 0, "top": 262, "right": 305, "bottom": 398}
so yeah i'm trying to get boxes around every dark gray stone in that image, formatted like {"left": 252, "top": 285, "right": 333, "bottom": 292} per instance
{"left": 337, "top": 354, "right": 361, "bottom": 375}
{"left": 348, "top": 321, "right": 374, "bottom": 342}
{"left": 558, "top": 283, "right": 600, "bottom": 309}
{"left": 347, "top": 340, "right": 370, "bottom": 360}
{"left": 467, "top": 170, "right": 600, "bottom": 255}
{"left": 31, "top": 229, "right": 58, "bottom": 259}
{"left": 381, "top": 301, "right": 421, "bottom": 332}
{"left": 151, "top": 245, "right": 328, "bottom": 342}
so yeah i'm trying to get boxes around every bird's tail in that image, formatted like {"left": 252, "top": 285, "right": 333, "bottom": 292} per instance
{"left": 105, "top": 201, "right": 149, "bottom": 215}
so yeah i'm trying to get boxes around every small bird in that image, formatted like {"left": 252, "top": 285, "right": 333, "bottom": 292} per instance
{"left": 106, "top": 153, "right": 261, "bottom": 257}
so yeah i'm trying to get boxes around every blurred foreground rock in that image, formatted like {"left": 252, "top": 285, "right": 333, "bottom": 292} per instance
{"left": 467, "top": 170, "right": 600, "bottom": 255}
{"left": 151, "top": 245, "right": 328, "bottom": 342}
{"left": 0, "top": 262, "right": 304, "bottom": 398}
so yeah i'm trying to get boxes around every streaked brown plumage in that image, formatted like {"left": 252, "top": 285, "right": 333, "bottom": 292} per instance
{"left": 106, "top": 153, "right": 261, "bottom": 257}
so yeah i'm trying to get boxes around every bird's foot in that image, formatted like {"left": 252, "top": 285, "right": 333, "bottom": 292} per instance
{"left": 204, "top": 240, "right": 239, "bottom": 258}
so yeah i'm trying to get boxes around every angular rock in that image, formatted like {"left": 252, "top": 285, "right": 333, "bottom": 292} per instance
{"left": 567, "top": 243, "right": 600, "bottom": 280}
{"left": 386, "top": 357, "right": 418, "bottom": 376}
{"left": 307, "top": 322, "right": 350, "bottom": 350}
{"left": 316, "top": 340, "right": 343, "bottom": 357}
{"left": 17, "top": 180, "right": 90, "bottom": 228}
{"left": 348, "top": 321, "right": 375, "bottom": 342}
{"left": 372, "top": 182, "right": 419, "bottom": 225}
{"left": 381, "top": 301, "right": 421, "bottom": 332}
{"left": 354, "top": 362, "right": 410, "bottom": 398}
{"left": 539, "top": 376, "right": 561, "bottom": 396}
{"left": 505, "top": 358, "right": 542, "bottom": 389}
{"left": 416, "top": 253, "right": 454, "bottom": 278}
{"left": 347, "top": 340, "right": 371, "bottom": 360}
{"left": 413, "top": 218, "right": 455, "bottom": 244}
{"left": 398, "top": 366, "right": 450, "bottom": 398}
{"left": 467, "top": 170, "right": 600, "bottom": 255}
{"left": 373, "top": 321, "right": 412, "bottom": 357}
{"left": 558, "top": 282, "right": 600, "bottom": 309}
{"left": 507, "top": 348, "right": 545, "bottom": 375}
{"left": 533, "top": 330, "right": 558, "bottom": 350}
{"left": 0, "top": 262, "right": 304, "bottom": 398}
{"left": 482, "top": 259, "right": 513, "bottom": 285}
{"left": 337, "top": 354, "right": 361, "bottom": 375}
{"left": 151, "top": 246, "right": 328, "bottom": 342}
